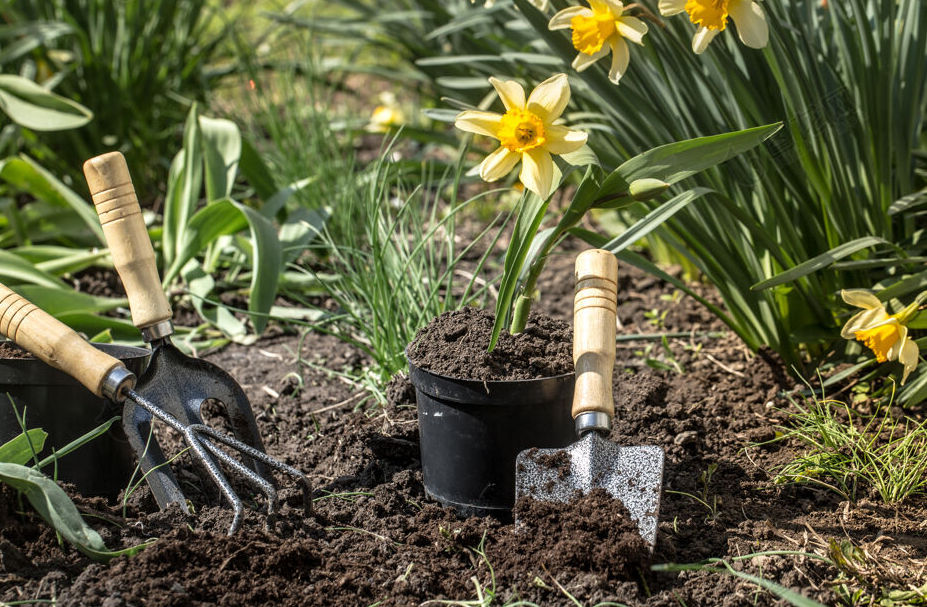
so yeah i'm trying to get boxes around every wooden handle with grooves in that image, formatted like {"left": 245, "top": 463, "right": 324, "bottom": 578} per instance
{"left": 0, "top": 284, "right": 125, "bottom": 397}
{"left": 572, "top": 249, "right": 618, "bottom": 420}
{"left": 83, "top": 152, "right": 171, "bottom": 329}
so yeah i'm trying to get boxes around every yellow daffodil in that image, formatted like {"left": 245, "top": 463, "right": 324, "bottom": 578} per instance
{"left": 549, "top": 0, "right": 649, "bottom": 84}
{"left": 454, "top": 74, "right": 588, "bottom": 198}
{"left": 840, "top": 290, "right": 919, "bottom": 385}
{"left": 658, "top": 0, "right": 768, "bottom": 54}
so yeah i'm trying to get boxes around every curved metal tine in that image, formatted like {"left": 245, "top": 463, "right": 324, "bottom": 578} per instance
{"left": 126, "top": 389, "right": 244, "bottom": 534}
{"left": 182, "top": 425, "right": 244, "bottom": 535}
{"left": 189, "top": 425, "right": 279, "bottom": 527}
{"left": 192, "top": 424, "right": 312, "bottom": 514}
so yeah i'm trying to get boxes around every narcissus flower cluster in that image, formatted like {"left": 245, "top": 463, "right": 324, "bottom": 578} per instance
{"left": 658, "top": 0, "right": 769, "bottom": 54}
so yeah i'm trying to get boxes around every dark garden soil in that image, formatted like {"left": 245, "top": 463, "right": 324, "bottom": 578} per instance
{"left": 2, "top": 251, "right": 926, "bottom": 606}
{"left": 407, "top": 307, "right": 572, "bottom": 380}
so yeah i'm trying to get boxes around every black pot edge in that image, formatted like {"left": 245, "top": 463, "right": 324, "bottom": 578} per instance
{"left": 404, "top": 347, "right": 574, "bottom": 386}
{"left": 424, "top": 486, "right": 515, "bottom": 520}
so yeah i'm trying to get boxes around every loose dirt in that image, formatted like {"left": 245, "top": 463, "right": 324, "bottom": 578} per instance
{"left": 1, "top": 252, "right": 924, "bottom": 606}
{"left": 0, "top": 342, "right": 31, "bottom": 359}
{"left": 407, "top": 307, "right": 572, "bottom": 380}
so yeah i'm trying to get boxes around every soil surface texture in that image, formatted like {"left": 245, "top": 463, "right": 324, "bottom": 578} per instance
{"left": 407, "top": 307, "right": 572, "bottom": 381}
{"left": 0, "top": 342, "right": 31, "bottom": 359}
{"left": 1, "top": 251, "right": 925, "bottom": 606}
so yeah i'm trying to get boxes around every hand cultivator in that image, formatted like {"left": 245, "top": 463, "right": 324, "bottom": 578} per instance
{"left": 0, "top": 152, "right": 311, "bottom": 535}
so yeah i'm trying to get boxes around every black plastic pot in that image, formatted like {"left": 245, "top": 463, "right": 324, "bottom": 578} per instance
{"left": 408, "top": 358, "right": 574, "bottom": 518}
{"left": 0, "top": 342, "right": 150, "bottom": 498}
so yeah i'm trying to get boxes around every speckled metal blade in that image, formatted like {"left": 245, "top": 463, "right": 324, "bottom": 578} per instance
{"left": 515, "top": 432, "right": 664, "bottom": 547}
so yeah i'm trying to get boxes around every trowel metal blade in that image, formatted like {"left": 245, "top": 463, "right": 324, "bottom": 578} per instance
{"left": 515, "top": 432, "right": 664, "bottom": 547}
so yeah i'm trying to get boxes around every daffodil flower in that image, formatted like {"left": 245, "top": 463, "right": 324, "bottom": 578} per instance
{"left": 840, "top": 290, "right": 919, "bottom": 385}
{"left": 549, "top": 1, "right": 649, "bottom": 84}
{"left": 658, "top": 0, "right": 768, "bottom": 54}
{"left": 454, "top": 74, "right": 588, "bottom": 198}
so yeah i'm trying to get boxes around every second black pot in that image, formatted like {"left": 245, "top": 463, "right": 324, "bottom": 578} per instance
{"left": 0, "top": 342, "right": 150, "bottom": 498}
{"left": 408, "top": 358, "right": 574, "bottom": 518}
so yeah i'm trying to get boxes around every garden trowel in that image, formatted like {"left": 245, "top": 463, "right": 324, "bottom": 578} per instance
{"left": 515, "top": 249, "right": 664, "bottom": 547}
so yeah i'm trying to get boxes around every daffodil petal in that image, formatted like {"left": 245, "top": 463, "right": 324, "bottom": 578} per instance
{"left": 455, "top": 110, "right": 502, "bottom": 138}
{"left": 899, "top": 338, "right": 920, "bottom": 385}
{"left": 520, "top": 148, "right": 555, "bottom": 199}
{"left": 692, "top": 26, "right": 720, "bottom": 54}
{"left": 658, "top": 0, "right": 686, "bottom": 16}
{"left": 545, "top": 125, "right": 588, "bottom": 155}
{"left": 588, "top": 0, "right": 611, "bottom": 13}
{"left": 616, "top": 16, "right": 648, "bottom": 45}
{"left": 841, "top": 289, "right": 882, "bottom": 310}
{"left": 608, "top": 37, "right": 630, "bottom": 84}
{"left": 479, "top": 147, "right": 521, "bottom": 182}
{"left": 549, "top": 6, "right": 592, "bottom": 30}
{"left": 730, "top": 0, "right": 768, "bottom": 49}
{"left": 571, "top": 45, "right": 610, "bottom": 72}
{"left": 489, "top": 77, "right": 526, "bottom": 112}
{"left": 526, "top": 73, "right": 570, "bottom": 123}
{"left": 887, "top": 324, "right": 909, "bottom": 361}
{"left": 603, "top": 0, "right": 625, "bottom": 16}
{"left": 841, "top": 307, "right": 891, "bottom": 339}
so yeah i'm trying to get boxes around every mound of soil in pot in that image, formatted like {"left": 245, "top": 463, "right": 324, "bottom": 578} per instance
{"left": 0, "top": 342, "right": 31, "bottom": 359}
{"left": 407, "top": 307, "right": 572, "bottom": 380}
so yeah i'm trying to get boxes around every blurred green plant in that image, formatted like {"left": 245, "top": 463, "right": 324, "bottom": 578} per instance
{"left": 3, "top": 0, "right": 231, "bottom": 192}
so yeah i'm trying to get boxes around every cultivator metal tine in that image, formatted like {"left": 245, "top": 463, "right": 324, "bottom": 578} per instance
{"left": 124, "top": 387, "right": 311, "bottom": 535}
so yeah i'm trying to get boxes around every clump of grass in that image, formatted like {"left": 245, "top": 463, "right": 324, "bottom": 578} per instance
{"left": 770, "top": 383, "right": 927, "bottom": 504}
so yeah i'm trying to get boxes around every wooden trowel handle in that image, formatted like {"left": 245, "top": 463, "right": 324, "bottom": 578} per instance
{"left": 0, "top": 283, "right": 128, "bottom": 398}
{"left": 83, "top": 152, "right": 172, "bottom": 331}
{"left": 572, "top": 249, "right": 618, "bottom": 424}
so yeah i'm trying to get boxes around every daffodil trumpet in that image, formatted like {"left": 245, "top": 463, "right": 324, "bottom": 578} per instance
{"left": 549, "top": 1, "right": 650, "bottom": 84}
{"left": 658, "top": 0, "right": 768, "bottom": 54}
{"left": 840, "top": 289, "right": 925, "bottom": 385}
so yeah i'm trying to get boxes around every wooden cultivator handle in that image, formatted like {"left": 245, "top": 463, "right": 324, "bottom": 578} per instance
{"left": 83, "top": 152, "right": 172, "bottom": 331}
{"left": 0, "top": 283, "right": 128, "bottom": 398}
{"left": 572, "top": 249, "right": 618, "bottom": 425}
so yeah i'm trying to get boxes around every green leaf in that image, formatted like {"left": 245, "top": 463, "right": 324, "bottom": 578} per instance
{"left": 164, "top": 199, "right": 281, "bottom": 334}
{"left": 600, "top": 188, "right": 712, "bottom": 254}
{"left": 238, "top": 137, "right": 278, "bottom": 201}
{"left": 55, "top": 313, "right": 141, "bottom": 342}
{"left": 0, "top": 155, "right": 104, "bottom": 244}
{"left": 14, "top": 285, "right": 126, "bottom": 316}
{"left": 0, "top": 249, "right": 65, "bottom": 288}
{"left": 0, "top": 462, "right": 146, "bottom": 562}
{"left": 0, "top": 75, "right": 92, "bottom": 131}
{"left": 0, "top": 429, "right": 47, "bottom": 465}
{"left": 752, "top": 237, "right": 889, "bottom": 290}
{"left": 36, "top": 417, "right": 119, "bottom": 470}
{"left": 489, "top": 192, "right": 550, "bottom": 351}
{"left": 199, "top": 115, "right": 241, "bottom": 202}
{"left": 600, "top": 124, "right": 782, "bottom": 197}
{"left": 162, "top": 105, "right": 203, "bottom": 269}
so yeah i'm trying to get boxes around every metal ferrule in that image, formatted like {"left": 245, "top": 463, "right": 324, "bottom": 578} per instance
{"left": 101, "top": 366, "right": 136, "bottom": 402}
{"left": 574, "top": 411, "right": 611, "bottom": 437}
{"left": 140, "top": 320, "right": 174, "bottom": 343}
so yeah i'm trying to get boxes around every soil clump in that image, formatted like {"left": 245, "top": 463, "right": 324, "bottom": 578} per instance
{"left": 407, "top": 307, "right": 572, "bottom": 380}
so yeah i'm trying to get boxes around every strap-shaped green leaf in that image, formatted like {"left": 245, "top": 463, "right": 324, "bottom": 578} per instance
{"left": 752, "top": 237, "right": 889, "bottom": 291}
{"left": 0, "top": 74, "right": 92, "bottom": 131}
{"left": 0, "top": 155, "right": 104, "bottom": 244}
{"left": 600, "top": 124, "right": 782, "bottom": 197}
{"left": 0, "top": 430, "right": 47, "bottom": 466}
